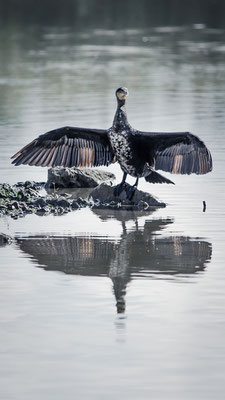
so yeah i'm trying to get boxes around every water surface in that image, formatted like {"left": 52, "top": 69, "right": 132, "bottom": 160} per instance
{"left": 0, "top": 23, "right": 225, "bottom": 400}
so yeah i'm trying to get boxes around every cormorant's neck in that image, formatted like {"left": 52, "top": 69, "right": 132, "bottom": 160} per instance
{"left": 117, "top": 98, "right": 126, "bottom": 108}
{"left": 113, "top": 99, "right": 129, "bottom": 130}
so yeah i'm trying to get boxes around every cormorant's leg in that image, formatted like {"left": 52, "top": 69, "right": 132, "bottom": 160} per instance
{"left": 125, "top": 177, "right": 139, "bottom": 200}
{"left": 114, "top": 172, "right": 127, "bottom": 196}
{"left": 134, "top": 177, "right": 139, "bottom": 188}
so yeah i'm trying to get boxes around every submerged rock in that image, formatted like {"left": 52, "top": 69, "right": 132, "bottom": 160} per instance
{"left": 89, "top": 183, "right": 166, "bottom": 210}
{"left": 46, "top": 167, "right": 115, "bottom": 189}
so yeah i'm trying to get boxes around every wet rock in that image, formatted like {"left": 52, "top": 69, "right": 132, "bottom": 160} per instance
{"left": 24, "top": 181, "right": 36, "bottom": 188}
{"left": 0, "top": 182, "right": 44, "bottom": 218}
{"left": 36, "top": 207, "right": 49, "bottom": 215}
{"left": 35, "top": 209, "right": 45, "bottom": 216}
{"left": 57, "top": 206, "right": 67, "bottom": 215}
{"left": 20, "top": 203, "right": 29, "bottom": 212}
{"left": 137, "top": 200, "right": 151, "bottom": 210}
{"left": 33, "top": 198, "right": 47, "bottom": 208}
{"left": 56, "top": 197, "right": 71, "bottom": 208}
{"left": 16, "top": 181, "right": 45, "bottom": 190}
{"left": 76, "top": 197, "right": 89, "bottom": 207}
{"left": 0, "top": 184, "right": 17, "bottom": 200}
{"left": 26, "top": 208, "right": 33, "bottom": 214}
{"left": 0, "top": 179, "right": 166, "bottom": 218}
{"left": 0, "top": 233, "right": 12, "bottom": 246}
{"left": 89, "top": 183, "right": 166, "bottom": 210}
{"left": 46, "top": 167, "right": 115, "bottom": 189}
{"left": 11, "top": 201, "right": 20, "bottom": 209}
{"left": 71, "top": 200, "right": 79, "bottom": 209}
{"left": 47, "top": 198, "right": 58, "bottom": 207}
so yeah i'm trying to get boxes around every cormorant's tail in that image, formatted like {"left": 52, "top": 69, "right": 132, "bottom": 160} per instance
{"left": 145, "top": 170, "right": 175, "bottom": 184}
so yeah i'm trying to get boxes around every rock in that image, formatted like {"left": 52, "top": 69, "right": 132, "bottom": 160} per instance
{"left": 47, "top": 198, "right": 58, "bottom": 207}
{"left": 36, "top": 208, "right": 48, "bottom": 215}
{"left": 46, "top": 167, "right": 115, "bottom": 189}
{"left": 11, "top": 201, "right": 20, "bottom": 209}
{"left": 89, "top": 183, "right": 166, "bottom": 209}
{"left": 56, "top": 197, "right": 71, "bottom": 208}
{"left": 0, "top": 233, "right": 12, "bottom": 246}
{"left": 0, "top": 179, "right": 166, "bottom": 218}
{"left": 33, "top": 198, "right": 47, "bottom": 208}
{"left": 71, "top": 200, "right": 79, "bottom": 209}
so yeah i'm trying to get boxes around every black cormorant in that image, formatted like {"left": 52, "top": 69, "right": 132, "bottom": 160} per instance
{"left": 11, "top": 87, "right": 212, "bottom": 198}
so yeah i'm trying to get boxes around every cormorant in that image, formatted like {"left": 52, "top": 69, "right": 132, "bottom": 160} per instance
{"left": 11, "top": 87, "right": 212, "bottom": 199}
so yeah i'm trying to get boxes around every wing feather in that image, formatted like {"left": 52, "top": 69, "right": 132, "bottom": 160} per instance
{"left": 15, "top": 146, "right": 40, "bottom": 166}
{"left": 54, "top": 145, "right": 63, "bottom": 166}
{"left": 11, "top": 126, "right": 114, "bottom": 168}
{"left": 134, "top": 131, "right": 212, "bottom": 175}
{"left": 60, "top": 143, "right": 69, "bottom": 166}
{"left": 42, "top": 147, "right": 53, "bottom": 167}
{"left": 48, "top": 147, "right": 59, "bottom": 167}
{"left": 37, "top": 147, "right": 52, "bottom": 167}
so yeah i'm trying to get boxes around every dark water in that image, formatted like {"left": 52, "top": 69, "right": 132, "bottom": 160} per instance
{"left": 1, "top": 21, "right": 225, "bottom": 400}
{"left": 1, "top": 0, "right": 225, "bottom": 28}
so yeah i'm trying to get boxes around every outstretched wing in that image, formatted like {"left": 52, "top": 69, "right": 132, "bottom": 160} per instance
{"left": 133, "top": 131, "right": 212, "bottom": 174}
{"left": 11, "top": 126, "right": 114, "bottom": 168}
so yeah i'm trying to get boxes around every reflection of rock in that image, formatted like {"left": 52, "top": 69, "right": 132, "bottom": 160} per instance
{"left": 16, "top": 214, "right": 212, "bottom": 314}
{"left": 92, "top": 208, "right": 170, "bottom": 223}
{"left": 46, "top": 167, "right": 115, "bottom": 189}
{"left": 90, "top": 183, "right": 166, "bottom": 210}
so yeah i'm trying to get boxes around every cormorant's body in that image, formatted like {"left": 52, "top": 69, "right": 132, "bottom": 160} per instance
{"left": 108, "top": 93, "right": 174, "bottom": 189}
{"left": 11, "top": 87, "right": 212, "bottom": 198}
{"left": 108, "top": 101, "right": 137, "bottom": 177}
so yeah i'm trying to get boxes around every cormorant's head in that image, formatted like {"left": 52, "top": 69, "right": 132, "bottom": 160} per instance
{"left": 116, "top": 87, "right": 129, "bottom": 101}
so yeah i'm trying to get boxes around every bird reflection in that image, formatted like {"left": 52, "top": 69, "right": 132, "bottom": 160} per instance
{"left": 16, "top": 210, "right": 212, "bottom": 313}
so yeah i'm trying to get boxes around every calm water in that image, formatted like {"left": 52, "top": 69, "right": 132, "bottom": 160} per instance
{"left": 0, "top": 23, "right": 225, "bottom": 400}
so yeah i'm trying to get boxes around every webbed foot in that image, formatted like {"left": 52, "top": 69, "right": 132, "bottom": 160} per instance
{"left": 114, "top": 183, "right": 126, "bottom": 197}
{"left": 125, "top": 184, "right": 137, "bottom": 201}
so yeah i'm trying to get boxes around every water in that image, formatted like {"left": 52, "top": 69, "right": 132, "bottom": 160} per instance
{"left": 0, "top": 23, "right": 225, "bottom": 400}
